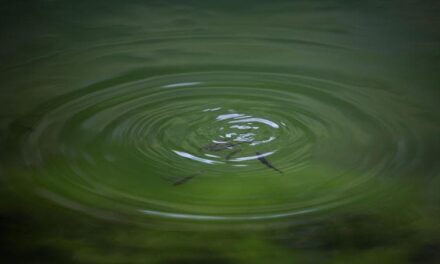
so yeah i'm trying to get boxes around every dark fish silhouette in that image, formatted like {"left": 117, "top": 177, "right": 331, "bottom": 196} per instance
{"left": 225, "top": 148, "right": 242, "bottom": 160}
{"left": 172, "top": 174, "right": 197, "bottom": 186}
{"left": 202, "top": 141, "right": 241, "bottom": 152}
{"left": 256, "top": 152, "right": 282, "bottom": 174}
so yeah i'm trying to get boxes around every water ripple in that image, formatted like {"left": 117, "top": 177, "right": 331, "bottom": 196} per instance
{"left": 6, "top": 26, "right": 430, "bottom": 226}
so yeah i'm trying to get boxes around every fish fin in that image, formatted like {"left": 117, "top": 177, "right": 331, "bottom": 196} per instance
{"left": 225, "top": 149, "right": 241, "bottom": 160}
{"left": 171, "top": 173, "right": 199, "bottom": 186}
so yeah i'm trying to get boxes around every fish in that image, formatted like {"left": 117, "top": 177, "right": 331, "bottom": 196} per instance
{"left": 255, "top": 152, "right": 283, "bottom": 174}
{"left": 201, "top": 141, "right": 241, "bottom": 152}
{"left": 171, "top": 173, "right": 199, "bottom": 186}
{"left": 225, "top": 148, "right": 242, "bottom": 160}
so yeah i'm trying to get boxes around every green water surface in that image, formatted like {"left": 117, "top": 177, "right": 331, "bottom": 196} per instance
{"left": 1, "top": 0, "right": 439, "bottom": 263}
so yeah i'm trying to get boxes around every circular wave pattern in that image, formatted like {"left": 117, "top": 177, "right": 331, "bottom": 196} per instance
{"left": 12, "top": 27, "right": 424, "bottom": 223}
{"left": 18, "top": 68, "right": 419, "bottom": 222}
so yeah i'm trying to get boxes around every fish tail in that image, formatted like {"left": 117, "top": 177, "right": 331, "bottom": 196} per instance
{"left": 172, "top": 173, "right": 198, "bottom": 186}
{"left": 274, "top": 168, "right": 283, "bottom": 174}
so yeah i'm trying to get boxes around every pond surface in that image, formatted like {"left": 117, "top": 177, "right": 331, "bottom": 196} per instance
{"left": 1, "top": 0, "right": 439, "bottom": 263}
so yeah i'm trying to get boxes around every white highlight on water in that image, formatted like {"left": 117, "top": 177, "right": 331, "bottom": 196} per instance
{"left": 203, "top": 107, "right": 222, "bottom": 112}
{"left": 230, "top": 151, "right": 275, "bottom": 162}
{"left": 173, "top": 150, "right": 223, "bottom": 164}
{"left": 216, "top": 113, "right": 248, "bottom": 121}
{"left": 229, "top": 117, "right": 279, "bottom": 128}
{"left": 162, "top": 82, "right": 200, "bottom": 88}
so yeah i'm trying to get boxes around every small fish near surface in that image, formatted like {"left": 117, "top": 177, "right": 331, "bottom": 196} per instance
{"left": 225, "top": 148, "right": 242, "bottom": 160}
{"left": 172, "top": 174, "right": 198, "bottom": 186}
{"left": 163, "top": 172, "right": 200, "bottom": 186}
{"left": 201, "top": 141, "right": 242, "bottom": 152}
{"left": 256, "top": 152, "right": 283, "bottom": 174}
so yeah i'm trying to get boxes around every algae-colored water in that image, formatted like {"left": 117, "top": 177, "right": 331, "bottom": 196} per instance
{"left": 1, "top": 0, "right": 439, "bottom": 263}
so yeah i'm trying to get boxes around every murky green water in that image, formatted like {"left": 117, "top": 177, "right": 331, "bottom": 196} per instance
{"left": 1, "top": 0, "right": 440, "bottom": 263}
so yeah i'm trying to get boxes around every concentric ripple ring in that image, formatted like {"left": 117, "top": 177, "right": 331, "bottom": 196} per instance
{"left": 13, "top": 66, "right": 424, "bottom": 222}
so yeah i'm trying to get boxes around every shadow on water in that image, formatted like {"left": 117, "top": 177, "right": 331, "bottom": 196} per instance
{"left": 0, "top": 209, "right": 74, "bottom": 263}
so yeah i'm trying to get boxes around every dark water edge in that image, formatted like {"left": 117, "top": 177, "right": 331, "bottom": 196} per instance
{"left": 1, "top": 0, "right": 440, "bottom": 263}
{"left": 1, "top": 187, "right": 440, "bottom": 263}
